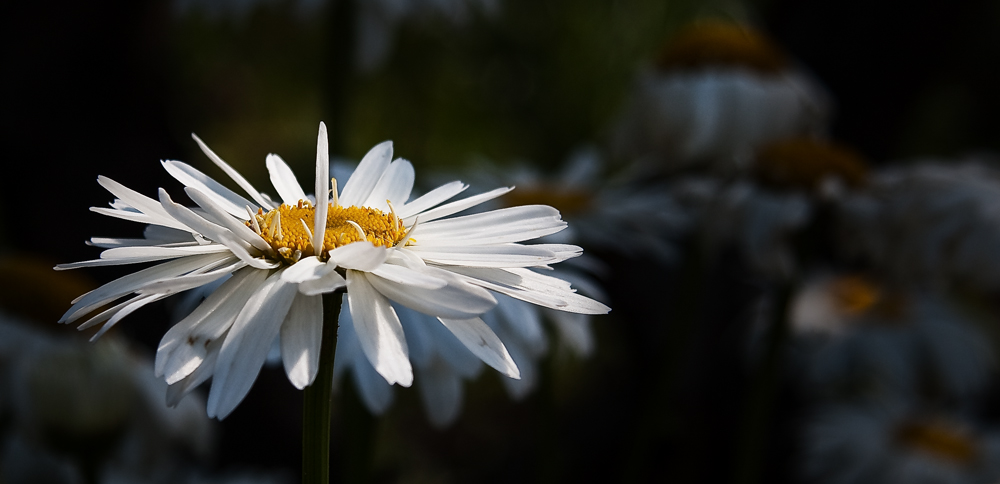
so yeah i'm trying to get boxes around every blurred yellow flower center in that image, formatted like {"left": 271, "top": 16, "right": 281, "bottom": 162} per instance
{"left": 502, "top": 187, "right": 592, "bottom": 217}
{"left": 830, "top": 276, "right": 880, "bottom": 315}
{"left": 251, "top": 201, "right": 407, "bottom": 263}
{"left": 895, "top": 420, "right": 979, "bottom": 465}
{"left": 753, "top": 138, "right": 868, "bottom": 192}
{"left": 829, "top": 276, "right": 909, "bottom": 321}
{"left": 656, "top": 20, "right": 786, "bottom": 74}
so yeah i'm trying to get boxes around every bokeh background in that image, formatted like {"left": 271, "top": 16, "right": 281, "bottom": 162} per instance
{"left": 4, "top": 0, "right": 1000, "bottom": 483}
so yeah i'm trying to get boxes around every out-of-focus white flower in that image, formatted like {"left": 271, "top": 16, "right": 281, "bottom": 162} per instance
{"left": 784, "top": 275, "right": 993, "bottom": 400}
{"left": 0, "top": 312, "right": 214, "bottom": 484}
{"left": 802, "top": 401, "right": 1000, "bottom": 484}
{"left": 613, "top": 20, "right": 830, "bottom": 174}
{"left": 837, "top": 159, "right": 1000, "bottom": 291}
{"left": 670, "top": 138, "right": 868, "bottom": 278}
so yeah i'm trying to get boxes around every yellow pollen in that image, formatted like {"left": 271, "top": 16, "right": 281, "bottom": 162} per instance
{"left": 656, "top": 20, "right": 787, "bottom": 74}
{"left": 501, "top": 186, "right": 592, "bottom": 217}
{"left": 251, "top": 202, "right": 408, "bottom": 264}
{"left": 753, "top": 138, "right": 868, "bottom": 192}
{"left": 895, "top": 419, "right": 979, "bottom": 465}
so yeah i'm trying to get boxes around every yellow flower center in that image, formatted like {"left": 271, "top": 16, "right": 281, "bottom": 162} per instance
{"left": 655, "top": 20, "right": 787, "bottom": 74}
{"left": 753, "top": 138, "right": 868, "bottom": 192}
{"left": 829, "top": 275, "right": 909, "bottom": 321}
{"left": 895, "top": 419, "right": 979, "bottom": 465}
{"left": 501, "top": 186, "right": 592, "bottom": 217}
{"left": 250, "top": 200, "right": 407, "bottom": 264}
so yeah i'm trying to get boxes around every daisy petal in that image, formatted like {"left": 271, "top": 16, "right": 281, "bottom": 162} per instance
{"left": 340, "top": 141, "right": 393, "bottom": 207}
{"left": 191, "top": 134, "right": 274, "bottom": 210}
{"left": 266, "top": 153, "right": 308, "bottom": 205}
{"left": 185, "top": 187, "right": 272, "bottom": 253}
{"left": 365, "top": 267, "right": 496, "bottom": 319}
{"left": 437, "top": 317, "right": 520, "bottom": 379}
{"left": 397, "top": 181, "right": 468, "bottom": 219}
{"left": 313, "top": 123, "right": 330, "bottom": 254}
{"left": 282, "top": 256, "right": 334, "bottom": 284}
{"left": 347, "top": 271, "right": 412, "bottom": 386}
{"left": 60, "top": 253, "right": 231, "bottom": 324}
{"left": 327, "top": 242, "right": 391, "bottom": 271}
{"left": 207, "top": 271, "right": 298, "bottom": 419}
{"left": 369, "top": 263, "right": 447, "bottom": 289}
{"left": 156, "top": 267, "right": 267, "bottom": 379}
{"left": 298, "top": 269, "right": 347, "bottom": 296}
{"left": 161, "top": 160, "right": 258, "bottom": 217}
{"left": 280, "top": 293, "right": 323, "bottom": 389}
{"left": 405, "top": 243, "right": 560, "bottom": 267}
{"left": 402, "top": 186, "right": 512, "bottom": 225}
{"left": 363, "top": 158, "right": 415, "bottom": 211}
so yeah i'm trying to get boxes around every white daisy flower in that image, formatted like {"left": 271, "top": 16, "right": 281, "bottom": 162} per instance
{"left": 837, "top": 158, "right": 1000, "bottom": 291}
{"left": 612, "top": 20, "right": 830, "bottom": 174}
{"left": 802, "top": 401, "right": 1000, "bottom": 484}
{"left": 780, "top": 275, "right": 994, "bottom": 400}
{"left": 669, "top": 138, "right": 868, "bottom": 278}
{"left": 56, "top": 122, "right": 609, "bottom": 419}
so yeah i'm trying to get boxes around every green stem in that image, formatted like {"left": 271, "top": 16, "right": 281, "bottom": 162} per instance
{"left": 302, "top": 292, "right": 343, "bottom": 484}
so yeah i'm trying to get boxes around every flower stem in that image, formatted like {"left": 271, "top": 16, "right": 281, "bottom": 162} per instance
{"left": 302, "top": 292, "right": 343, "bottom": 484}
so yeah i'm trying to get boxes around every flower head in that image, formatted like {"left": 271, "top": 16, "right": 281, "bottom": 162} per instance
{"left": 57, "top": 122, "right": 609, "bottom": 419}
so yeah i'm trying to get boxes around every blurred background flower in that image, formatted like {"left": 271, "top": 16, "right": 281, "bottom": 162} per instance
{"left": 5, "top": 0, "right": 1000, "bottom": 482}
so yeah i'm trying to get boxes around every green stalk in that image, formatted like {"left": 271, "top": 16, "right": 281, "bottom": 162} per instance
{"left": 302, "top": 292, "right": 344, "bottom": 484}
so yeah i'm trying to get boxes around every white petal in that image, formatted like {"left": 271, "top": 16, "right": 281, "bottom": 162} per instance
{"left": 298, "top": 270, "right": 347, "bottom": 296}
{"left": 60, "top": 253, "right": 230, "bottom": 324}
{"left": 327, "top": 242, "right": 391, "bottom": 271}
{"left": 449, "top": 266, "right": 611, "bottom": 315}
{"left": 363, "top": 158, "right": 415, "bottom": 211}
{"left": 339, "top": 141, "right": 393, "bottom": 207}
{"left": 156, "top": 267, "right": 267, "bottom": 379}
{"left": 411, "top": 205, "right": 567, "bottom": 245}
{"left": 369, "top": 263, "right": 447, "bottom": 289}
{"left": 404, "top": 243, "right": 561, "bottom": 267}
{"left": 313, "top": 123, "right": 330, "bottom": 254}
{"left": 161, "top": 160, "right": 258, "bottom": 217}
{"left": 266, "top": 153, "right": 308, "bottom": 205}
{"left": 89, "top": 206, "right": 192, "bottom": 233}
{"left": 207, "top": 271, "right": 298, "bottom": 419}
{"left": 281, "top": 256, "right": 334, "bottom": 283}
{"left": 158, "top": 188, "right": 252, "bottom": 252}
{"left": 135, "top": 258, "right": 244, "bottom": 295}
{"left": 346, "top": 270, "right": 412, "bottom": 386}
{"left": 281, "top": 293, "right": 324, "bottom": 389}
{"left": 401, "top": 186, "right": 512, "bottom": 225}
{"left": 90, "top": 293, "right": 166, "bottom": 341}
{"left": 185, "top": 187, "right": 272, "bottom": 253}
{"left": 166, "top": 338, "right": 222, "bottom": 407}
{"left": 97, "top": 176, "right": 188, "bottom": 230}
{"left": 397, "top": 181, "right": 468, "bottom": 219}
{"left": 191, "top": 133, "right": 274, "bottom": 210}
{"left": 437, "top": 317, "right": 519, "bottom": 379}
{"left": 365, "top": 267, "right": 496, "bottom": 319}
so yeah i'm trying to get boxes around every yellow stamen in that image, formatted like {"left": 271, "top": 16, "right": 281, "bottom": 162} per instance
{"left": 895, "top": 419, "right": 979, "bottom": 465}
{"left": 251, "top": 202, "right": 408, "bottom": 264}
{"left": 656, "top": 20, "right": 787, "bottom": 74}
